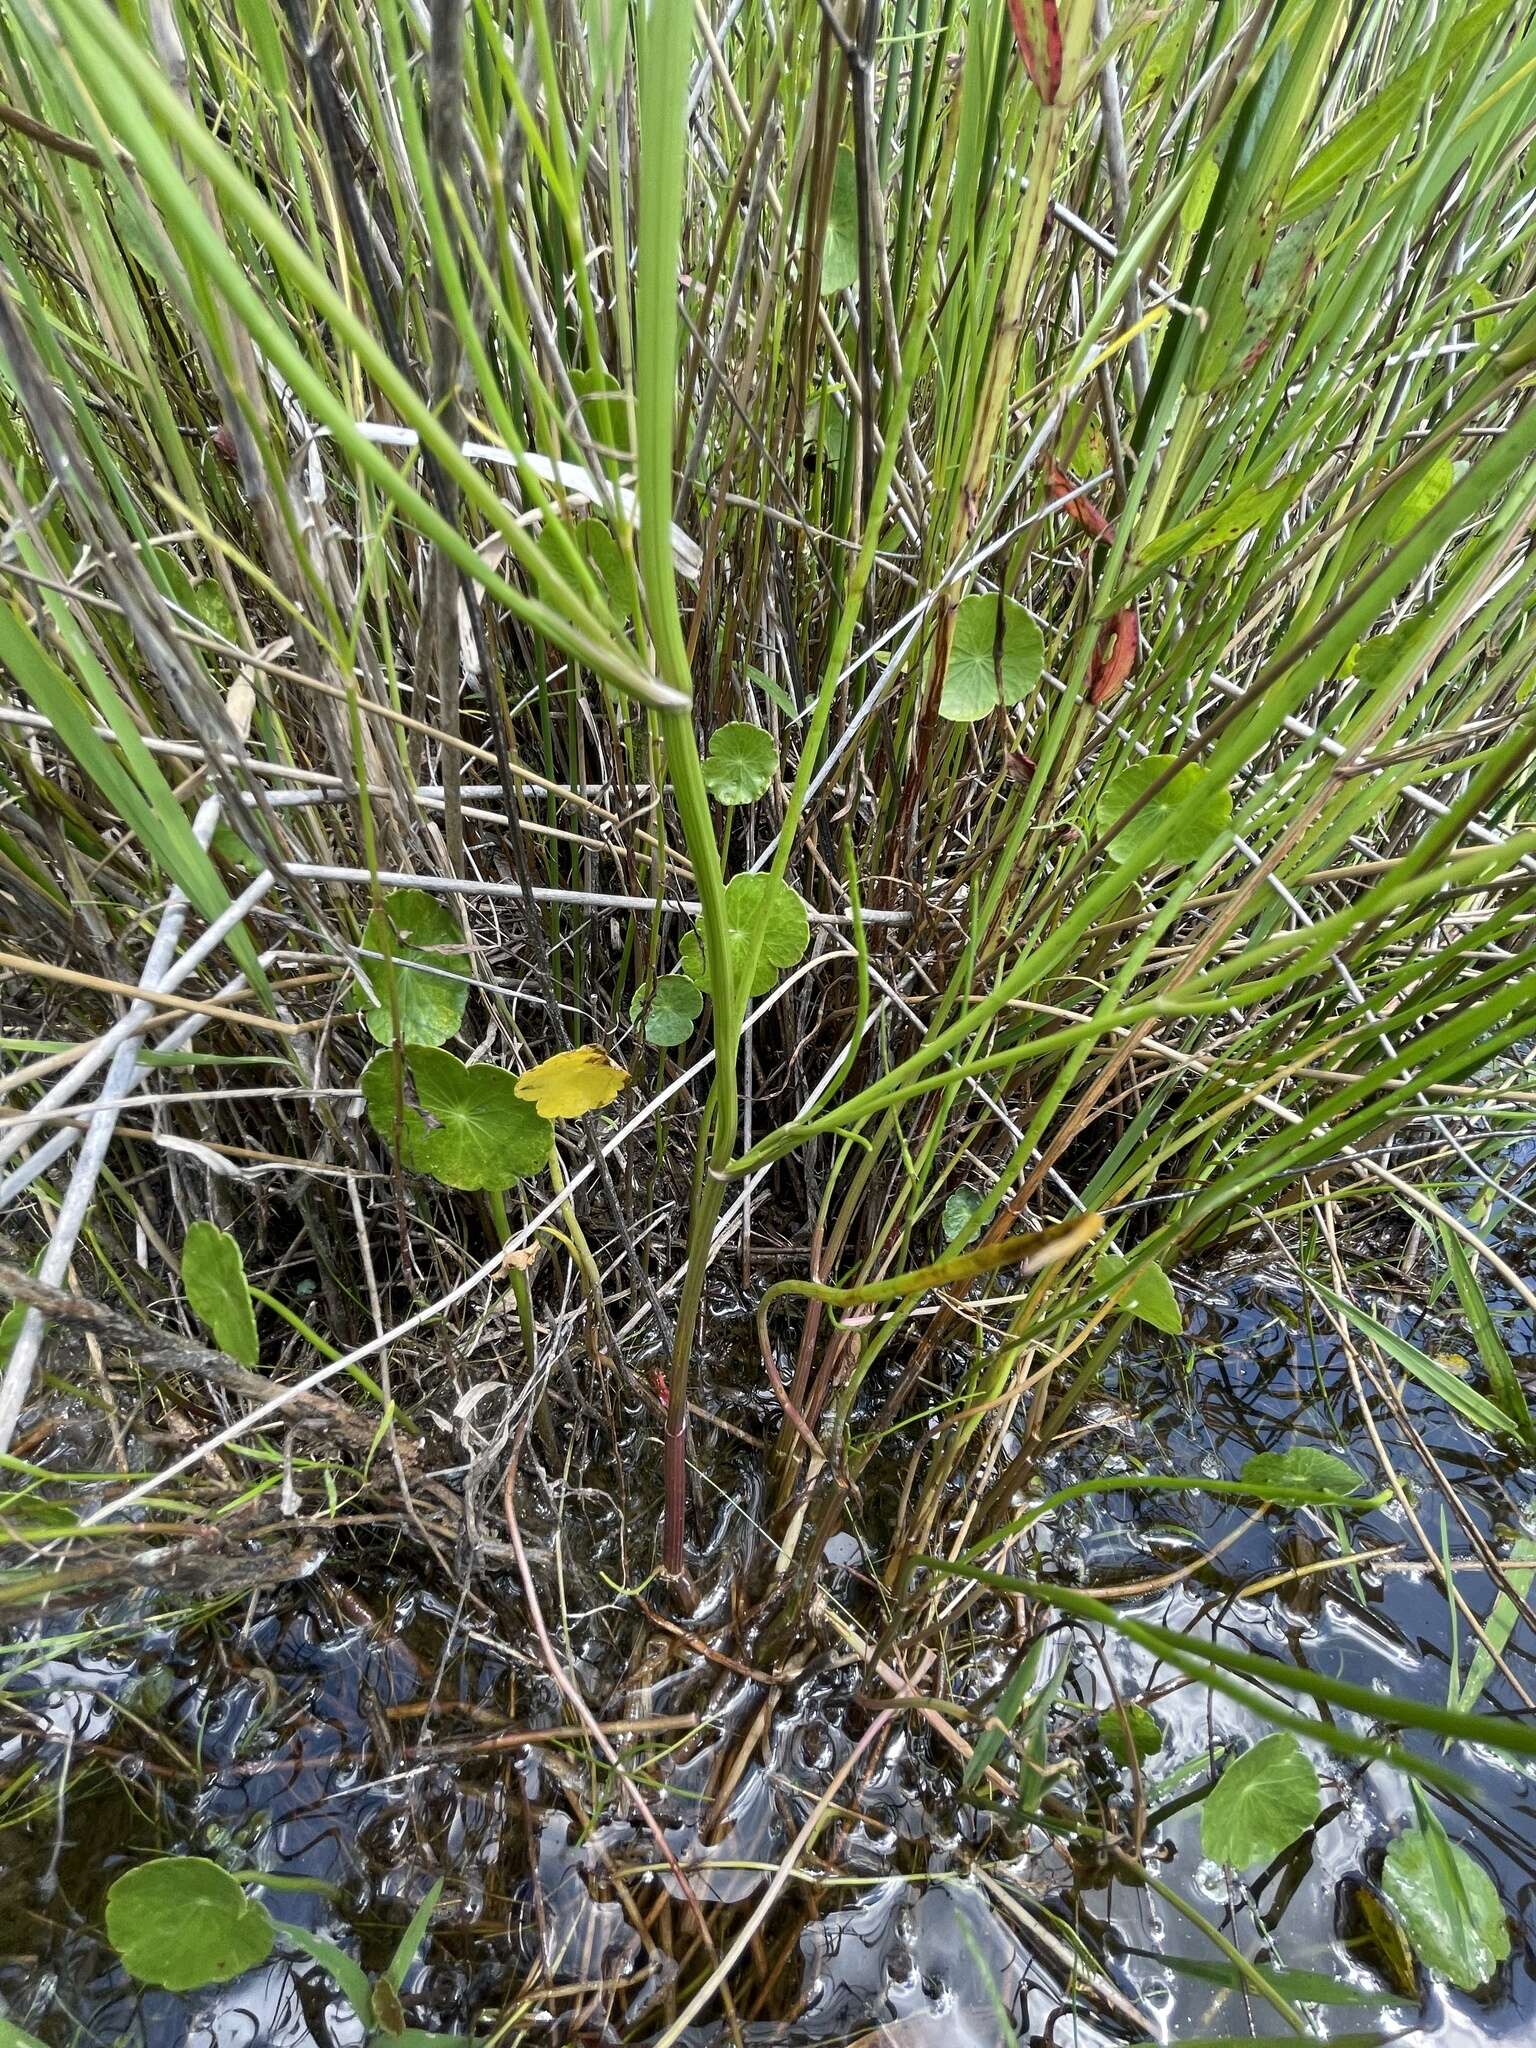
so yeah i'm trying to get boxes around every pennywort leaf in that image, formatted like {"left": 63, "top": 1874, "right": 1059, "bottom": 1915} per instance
{"left": 1096, "top": 754, "right": 1232, "bottom": 869}
{"left": 347, "top": 888, "right": 470, "bottom": 1049}
{"left": 1201, "top": 1732, "right": 1320, "bottom": 1869}
{"left": 1381, "top": 1789, "right": 1510, "bottom": 1991}
{"left": 362, "top": 1046, "right": 551, "bottom": 1191}
{"left": 631, "top": 975, "right": 703, "bottom": 1049}
{"left": 680, "top": 873, "right": 811, "bottom": 997}
{"left": 702, "top": 722, "right": 778, "bottom": 804}
{"left": 514, "top": 1047, "right": 628, "bottom": 1119}
{"left": 940, "top": 593, "right": 1044, "bottom": 723}
{"left": 106, "top": 1857, "right": 274, "bottom": 1991}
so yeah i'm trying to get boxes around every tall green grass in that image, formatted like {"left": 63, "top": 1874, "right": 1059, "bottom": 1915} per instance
{"left": 1, "top": 0, "right": 1535, "bottom": 2021}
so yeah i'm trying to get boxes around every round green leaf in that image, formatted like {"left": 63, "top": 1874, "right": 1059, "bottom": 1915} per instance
{"left": 1097, "top": 754, "right": 1232, "bottom": 868}
{"left": 573, "top": 516, "right": 629, "bottom": 607}
{"left": 362, "top": 1046, "right": 551, "bottom": 1191}
{"left": 1350, "top": 622, "right": 1415, "bottom": 686}
{"left": 1461, "top": 280, "right": 1500, "bottom": 351}
{"left": 1098, "top": 1252, "right": 1182, "bottom": 1335}
{"left": 1239, "top": 1446, "right": 1364, "bottom": 1501}
{"left": 702, "top": 722, "right": 778, "bottom": 804}
{"left": 187, "top": 581, "right": 237, "bottom": 641}
{"left": 182, "top": 1222, "right": 259, "bottom": 1368}
{"left": 347, "top": 888, "right": 470, "bottom": 1049}
{"left": 1382, "top": 1802, "right": 1510, "bottom": 1992}
{"left": 106, "top": 1856, "right": 274, "bottom": 1991}
{"left": 1101, "top": 1704, "right": 1164, "bottom": 1768}
{"left": 941, "top": 594, "right": 1045, "bottom": 723}
{"left": 942, "top": 1188, "right": 984, "bottom": 1245}
{"left": 631, "top": 974, "right": 702, "bottom": 1049}
{"left": 210, "top": 823, "right": 263, "bottom": 876}
{"left": 1202, "top": 1732, "right": 1320, "bottom": 1869}
{"left": 680, "top": 873, "right": 811, "bottom": 998}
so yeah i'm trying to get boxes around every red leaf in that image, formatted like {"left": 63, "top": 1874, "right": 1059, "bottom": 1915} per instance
{"left": 1007, "top": 0, "right": 1063, "bottom": 103}
{"left": 1048, "top": 461, "right": 1115, "bottom": 543}
{"left": 1087, "top": 607, "right": 1138, "bottom": 706}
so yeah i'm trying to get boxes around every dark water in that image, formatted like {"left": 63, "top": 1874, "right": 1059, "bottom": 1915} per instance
{"left": 3, "top": 1228, "right": 1534, "bottom": 2045}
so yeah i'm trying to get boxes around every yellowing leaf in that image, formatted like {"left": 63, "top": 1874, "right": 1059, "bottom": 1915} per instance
{"left": 515, "top": 1047, "right": 628, "bottom": 1119}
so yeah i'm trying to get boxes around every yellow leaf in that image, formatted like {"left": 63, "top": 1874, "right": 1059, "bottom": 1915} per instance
{"left": 514, "top": 1046, "right": 628, "bottom": 1119}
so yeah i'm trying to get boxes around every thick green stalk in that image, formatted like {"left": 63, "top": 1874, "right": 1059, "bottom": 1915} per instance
{"left": 634, "top": 0, "right": 738, "bottom": 1576}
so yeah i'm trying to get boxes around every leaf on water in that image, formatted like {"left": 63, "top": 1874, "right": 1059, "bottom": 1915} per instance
{"left": 346, "top": 887, "right": 470, "bottom": 1049}
{"left": 106, "top": 1857, "right": 274, "bottom": 1991}
{"left": 1348, "top": 1879, "right": 1422, "bottom": 2000}
{"left": 182, "top": 1221, "right": 259, "bottom": 1368}
{"left": 1099, "top": 1252, "right": 1182, "bottom": 1334}
{"left": 1096, "top": 754, "right": 1231, "bottom": 869}
{"left": 1100, "top": 1703, "right": 1164, "bottom": 1767}
{"left": 942, "top": 1188, "right": 984, "bottom": 1245}
{"left": 940, "top": 593, "right": 1045, "bottom": 723}
{"left": 680, "top": 873, "right": 811, "bottom": 997}
{"left": 514, "top": 1046, "right": 628, "bottom": 1119}
{"left": 362, "top": 1046, "right": 551, "bottom": 1191}
{"left": 1381, "top": 1790, "right": 1510, "bottom": 1991}
{"left": 1201, "top": 1731, "right": 1320, "bottom": 1869}
{"left": 631, "top": 974, "right": 702, "bottom": 1049}
{"left": 702, "top": 722, "right": 778, "bottom": 804}
{"left": 819, "top": 149, "right": 860, "bottom": 296}
{"left": 1239, "top": 1446, "right": 1365, "bottom": 1501}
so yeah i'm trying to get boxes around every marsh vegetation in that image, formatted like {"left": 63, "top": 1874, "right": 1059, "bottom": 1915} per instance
{"left": 2, "top": 0, "right": 1536, "bottom": 2039}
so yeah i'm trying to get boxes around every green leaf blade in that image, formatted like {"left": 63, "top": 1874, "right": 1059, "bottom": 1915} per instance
{"left": 348, "top": 888, "right": 470, "bottom": 1048}
{"left": 1097, "top": 756, "right": 1232, "bottom": 870}
{"left": 106, "top": 1857, "right": 274, "bottom": 1991}
{"left": 1381, "top": 1794, "right": 1509, "bottom": 1991}
{"left": 182, "top": 1222, "right": 259, "bottom": 1368}
{"left": 362, "top": 1047, "right": 552, "bottom": 1191}
{"left": 702, "top": 722, "right": 778, "bottom": 804}
{"left": 940, "top": 593, "right": 1044, "bottom": 723}
{"left": 1201, "top": 1732, "right": 1320, "bottom": 1868}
